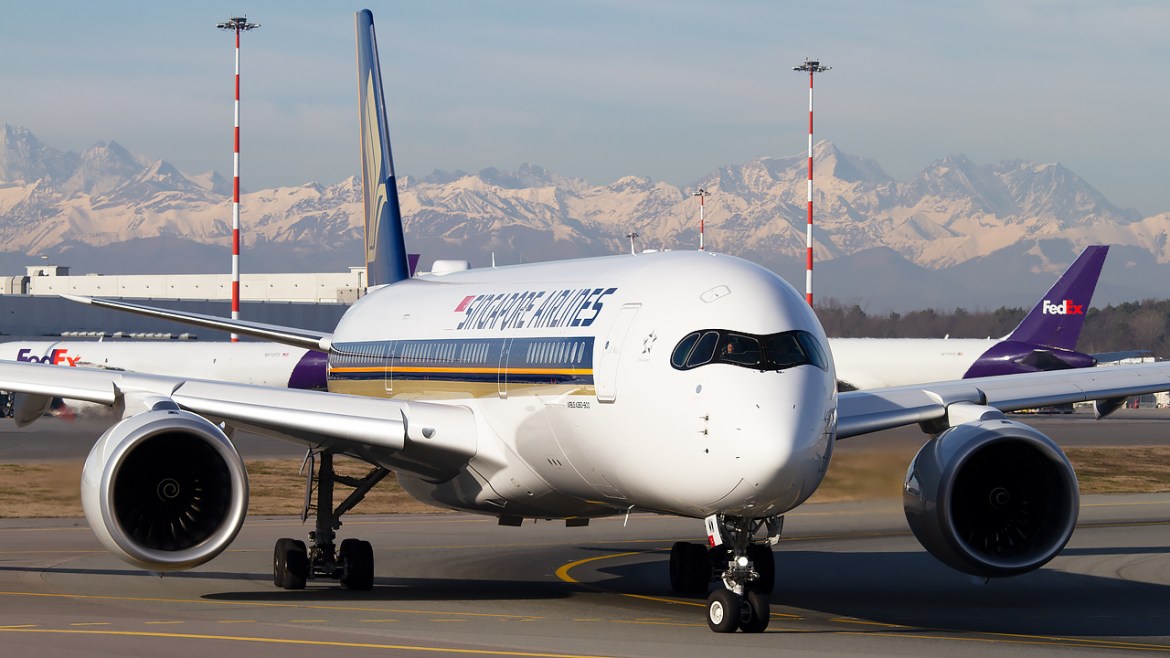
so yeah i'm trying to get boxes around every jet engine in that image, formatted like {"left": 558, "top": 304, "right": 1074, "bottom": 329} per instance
{"left": 903, "top": 418, "right": 1079, "bottom": 578}
{"left": 80, "top": 408, "right": 249, "bottom": 571}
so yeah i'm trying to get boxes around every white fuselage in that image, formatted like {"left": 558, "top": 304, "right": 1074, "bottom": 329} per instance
{"left": 327, "top": 250, "right": 838, "bottom": 521}
{"left": 829, "top": 337, "right": 998, "bottom": 389}
{"left": 0, "top": 341, "right": 316, "bottom": 388}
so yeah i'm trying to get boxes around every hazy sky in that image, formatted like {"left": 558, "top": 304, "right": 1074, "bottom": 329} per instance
{"left": 3, "top": 1, "right": 1168, "bottom": 215}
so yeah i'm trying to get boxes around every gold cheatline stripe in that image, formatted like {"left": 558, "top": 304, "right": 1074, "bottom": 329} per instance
{"left": 332, "top": 366, "right": 593, "bottom": 376}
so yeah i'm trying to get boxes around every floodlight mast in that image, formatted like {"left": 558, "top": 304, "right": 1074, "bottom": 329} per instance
{"left": 693, "top": 188, "right": 710, "bottom": 250}
{"left": 217, "top": 16, "right": 261, "bottom": 341}
{"left": 793, "top": 58, "right": 830, "bottom": 307}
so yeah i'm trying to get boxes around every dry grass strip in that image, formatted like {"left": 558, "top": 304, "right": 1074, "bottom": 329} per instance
{"left": 2, "top": 447, "right": 1168, "bottom": 518}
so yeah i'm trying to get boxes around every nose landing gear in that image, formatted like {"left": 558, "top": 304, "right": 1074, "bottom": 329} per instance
{"left": 670, "top": 514, "right": 781, "bottom": 633}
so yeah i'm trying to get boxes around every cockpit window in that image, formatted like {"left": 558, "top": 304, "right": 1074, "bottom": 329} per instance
{"left": 673, "top": 330, "right": 719, "bottom": 368}
{"left": 670, "top": 331, "right": 700, "bottom": 368}
{"left": 720, "top": 333, "right": 761, "bottom": 367}
{"left": 670, "top": 329, "right": 827, "bottom": 372}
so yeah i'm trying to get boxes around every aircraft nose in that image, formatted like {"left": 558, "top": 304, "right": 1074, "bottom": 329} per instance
{"left": 711, "top": 366, "right": 835, "bottom": 513}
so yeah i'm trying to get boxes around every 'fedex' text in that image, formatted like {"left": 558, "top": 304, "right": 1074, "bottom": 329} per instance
{"left": 1042, "top": 299, "right": 1084, "bottom": 315}
{"left": 17, "top": 348, "right": 81, "bottom": 366}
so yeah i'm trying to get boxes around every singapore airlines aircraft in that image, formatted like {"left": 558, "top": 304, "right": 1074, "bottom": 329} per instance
{"left": 2, "top": 10, "right": 1170, "bottom": 634}
{"left": 830, "top": 245, "right": 1107, "bottom": 390}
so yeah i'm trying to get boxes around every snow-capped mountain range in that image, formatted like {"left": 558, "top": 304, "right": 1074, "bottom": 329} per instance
{"left": 2, "top": 121, "right": 1168, "bottom": 311}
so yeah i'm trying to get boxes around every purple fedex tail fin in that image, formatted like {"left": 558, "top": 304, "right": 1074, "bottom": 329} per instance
{"left": 963, "top": 246, "right": 1107, "bottom": 380}
{"left": 1005, "top": 245, "right": 1108, "bottom": 351}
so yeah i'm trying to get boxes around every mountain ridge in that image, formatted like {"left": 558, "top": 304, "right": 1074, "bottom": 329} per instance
{"left": 2, "top": 122, "right": 1167, "bottom": 312}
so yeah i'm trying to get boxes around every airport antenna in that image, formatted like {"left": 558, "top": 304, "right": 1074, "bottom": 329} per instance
{"left": 692, "top": 188, "right": 710, "bottom": 251}
{"left": 627, "top": 231, "right": 640, "bottom": 255}
{"left": 792, "top": 57, "right": 830, "bottom": 307}
{"left": 217, "top": 16, "right": 261, "bottom": 341}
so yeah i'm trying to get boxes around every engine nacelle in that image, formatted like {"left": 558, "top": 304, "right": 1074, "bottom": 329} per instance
{"left": 81, "top": 409, "right": 249, "bottom": 571}
{"left": 903, "top": 418, "right": 1078, "bottom": 578}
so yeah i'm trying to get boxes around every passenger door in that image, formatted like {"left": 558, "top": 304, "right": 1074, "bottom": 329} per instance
{"left": 595, "top": 304, "right": 640, "bottom": 403}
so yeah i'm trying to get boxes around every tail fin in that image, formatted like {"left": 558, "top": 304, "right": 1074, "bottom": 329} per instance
{"left": 1006, "top": 245, "right": 1108, "bottom": 350}
{"left": 962, "top": 246, "right": 1106, "bottom": 380}
{"left": 355, "top": 9, "right": 410, "bottom": 286}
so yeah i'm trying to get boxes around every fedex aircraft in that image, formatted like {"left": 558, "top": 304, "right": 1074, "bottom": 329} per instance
{"left": 830, "top": 246, "right": 1107, "bottom": 390}
{"left": 0, "top": 341, "right": 325, "bottom": 391}
{"left": 2, "top": 10, "right": 1169, "bottom": 634}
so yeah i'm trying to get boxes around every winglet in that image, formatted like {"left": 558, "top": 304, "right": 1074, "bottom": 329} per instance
{"left": 1006, "top": 246, "right": 1108, "bottom": 350}
{"left": 356, "top": 9, "right": 410, "bottom": 287}
{"left": 60, "top": 293, "right": 94, "bottom": 305}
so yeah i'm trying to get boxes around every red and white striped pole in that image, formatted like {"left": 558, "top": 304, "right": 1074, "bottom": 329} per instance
{"left": 693, "top": 188, "right": 709, "bottom": 250}
{"left": 793, "top": 58, "right": 829, "bottom": 307}
{"left": 218, "top": 17, "right": 260, "bottom": 341}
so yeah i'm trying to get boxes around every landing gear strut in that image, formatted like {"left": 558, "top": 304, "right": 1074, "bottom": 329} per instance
{"left": 669, "top": 514, "right": 781, "bottom": 633}
{"left": 272, "top": 451, "right": 389, "bottom": 590}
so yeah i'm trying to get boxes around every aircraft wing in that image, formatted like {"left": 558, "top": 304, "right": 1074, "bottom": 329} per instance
{"left": 837, "top": 361, "right": 1170, "bottom": 439}
{"left": 0, "top": 360, "right": 475, "bottom": 480}
{"left": 61, "top": 294, "right": 332, "bottom": 352}
{"left": 1093, "top": 350, "right": 1155, "bottom": 364}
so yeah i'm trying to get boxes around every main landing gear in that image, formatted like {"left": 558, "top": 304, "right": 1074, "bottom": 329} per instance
{"left": 272, "top": 451, "right": 390, "bottom": 591}
{"left": 669, "top": 514, "right": 781, "bottom": 633}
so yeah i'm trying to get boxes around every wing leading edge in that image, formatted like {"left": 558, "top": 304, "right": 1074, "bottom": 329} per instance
{"left": 61, "top": 294, "right": 332, "bottom": 352}
{"left": 0, "top": 360, "right": 476, "bottom": 482}
{"left": 837, "top": 360, "right": 1170, "bottom": 439}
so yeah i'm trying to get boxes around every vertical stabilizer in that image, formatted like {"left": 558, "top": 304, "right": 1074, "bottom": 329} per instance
{"left": 963, "top": 246, "right": 1107, "bottom": 380}
{"left": 355, "top": 9, "right": 410, "bottom": 286}
{"left": 1006, "top": 246, "right": 1108, "bottom": 350}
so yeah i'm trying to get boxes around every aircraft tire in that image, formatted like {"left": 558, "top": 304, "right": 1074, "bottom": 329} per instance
{"left": 340, "top": 538, "right": 374, "bottom": 591}
{"left": 741, "top": 590, "right": 770, "bottom": 633}
{"left": 669, "top": 542, "right": 711, "bottom": 595}
{"left": 668, "top": 541, "right": 689, "bottom": 592}
{"left": 274, "top": 538, "right": 308, "bottom": 590}
{"left": 748, "top": 544, "right": 775, "bottom": 594}
{"left": 707, "top": 588, "right": 741, "bottom": 633}
{"left": 273, "top": 538, "right": 290, "bottom": 587}
{"left": 685, "top": 542, "right": 711, "bottom": 595}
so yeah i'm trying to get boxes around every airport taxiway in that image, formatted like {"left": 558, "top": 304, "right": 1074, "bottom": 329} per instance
{"left": 1, "top": 494, "right": 1168, "bottom": 656}
{"left": 1, "top": 409, "right": 1168, "bottom": 655}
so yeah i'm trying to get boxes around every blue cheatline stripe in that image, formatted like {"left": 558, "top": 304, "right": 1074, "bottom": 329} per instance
{"left": 328, "top": 337, "right": 597, "bottom": 386}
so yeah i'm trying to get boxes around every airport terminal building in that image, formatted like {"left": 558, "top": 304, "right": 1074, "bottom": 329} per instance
{"left": 0, "top": 265, "right": 360, "bottom": 339}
